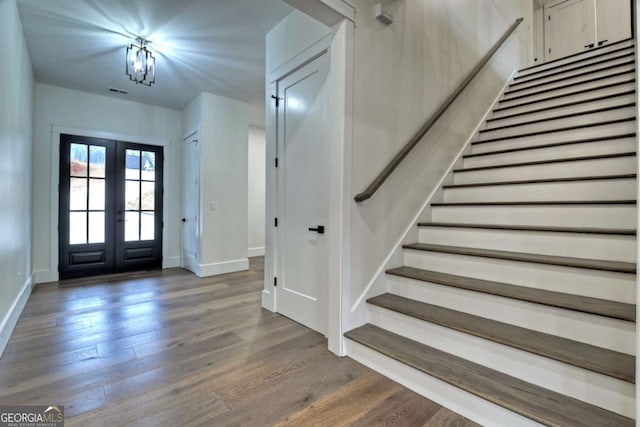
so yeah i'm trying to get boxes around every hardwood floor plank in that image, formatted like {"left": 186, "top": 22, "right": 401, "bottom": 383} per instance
{"left": 422, "top": 408, "right": 482, "bottom": 427}
{"left": 0, "top": 258, "right": 473, "bottom": 426}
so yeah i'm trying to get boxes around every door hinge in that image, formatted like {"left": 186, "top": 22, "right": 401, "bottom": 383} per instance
{"left": 548, "top": 48, "right": 551, "bottom": 53}
{"left": 275, "top": 157, "right": 279, "bottom": 168}
{"left": 274, "top": 277, "right": 277, "bottom": 287}
{"left": 548, "top": 15, "right": 551, "bottom": 21}
{"left": 274, "top": 217, "right": 278, "bottom": 227}
{"left": 271, "top": 94, "right": 281, "bottom": 108}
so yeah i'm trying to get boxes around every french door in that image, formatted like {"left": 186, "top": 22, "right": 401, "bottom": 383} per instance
{"left": 59, "top": 134, "right": 163, "bottom": 279}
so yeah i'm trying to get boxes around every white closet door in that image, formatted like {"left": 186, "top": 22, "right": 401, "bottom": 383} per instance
{"left": 545, "top": 0, "right": 596, "bottom": 61}
{"left": 595, "top": 0, "right": 632, "bottom": 47}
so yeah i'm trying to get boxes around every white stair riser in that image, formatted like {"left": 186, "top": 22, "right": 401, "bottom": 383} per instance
{"left": 431, "top": 204, "right": 636, "bottom": 228}
{"left": 503, "top": 64, "right": 635, "bottom": 99}
{"left": 511, "top": 56, "right": 635, "bottom": 91}
{"left": 418, "top": 227, "right": 636, "bottom": 262}
{"left": 346, "top": 340, "right": 544, "bottom": 427}
{"left": 515, "top": 48, "right": 635, "bottom": 84}
{"left": 443, "top": 179, "right": 636, "bottom": 203}
{"left": 491, "top": 84, "right": 636, "bottom": 119}
{"left": 467, "top": 138, "right": 636, "bottom": 167}
{"left": 477, "top": 107, "right": 635, "bottom": 140}
{"left": 517, "top": 41, "right": 635, "bottom": 77}
{"left": 474, "top": 121, "right": 635, "bottom": 146}
{"left": 498, "top": 71, "right": 635, "bottom": 108}
{"left": 403, "top": 249, "right": 635, "bottom": 303}
{"left": 485, "top": 94, "right": 636, "bottom": 129}
{"left": 386, "top": 276, "right": 635, "bottom": 352}
{"left": 369, "top": 305, "right": 635, "bottom": 417}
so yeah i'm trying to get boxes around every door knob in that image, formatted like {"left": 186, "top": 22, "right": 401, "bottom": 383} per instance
{"left": 181, "top": 218, "right": 186, "bottom": 222}
{"left": 308, "top": 225, "right": 325, "bottom": 234}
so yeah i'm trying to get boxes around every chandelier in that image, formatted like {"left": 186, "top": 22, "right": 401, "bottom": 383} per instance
{"left": 126, "top": 38, "right": 155, "bottom": 86}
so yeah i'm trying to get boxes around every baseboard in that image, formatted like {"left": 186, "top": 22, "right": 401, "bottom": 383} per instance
{"left": 262, "top": 289, "right": 275, "bottom": 312}
{"left": 163, "top": 256, "right": 181, "bottom": 269}
{"left": 248, "top": 247, "right": 265, "bottom": 257}
{"left": 198, "top": 258, "right": 249, "bottom": 277}
{"left": 0, "top": 275, "right": 33, "bottom": 358}
{"left": 33, "top": 269, "right": 58, "bottom": 284}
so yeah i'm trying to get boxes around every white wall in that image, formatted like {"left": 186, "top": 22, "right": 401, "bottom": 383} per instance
{"left": 32, "top": 84, "right": 183, "bottom": 283}
{"left": 0, "top": 0, "right": 35, "bottom": 355}
{"left": 248, "top": 126, "right": 266, "bottom": 257}
{"left": 181, "top": 92, "right": 249, "bottom": 276}
{"left": 347, "top": 0, "right": 534, "bottom": 328}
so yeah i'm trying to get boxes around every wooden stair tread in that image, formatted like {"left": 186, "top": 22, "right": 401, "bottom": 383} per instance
{"left": 487, "top": 91, "right": 636, "bottom": 123}
{"left": 368, "top": 293, "right": 635, "bottom": 382}
{"left": 505, "top": 62, "right": 635, "bottom": 96}
{"left": 345, "top": 324, "right": 635, "bottom": 427}
{"left": 494, "top": 78, "right": 636, "bottom": 112}
{"left": 454, "top": 152, "right": 637, "bottom": 172}
{"left": 501, "top": 69, "right": 635, "bottom": 103}
{"left": 473, "top": 117, "right": 636, "bottom": 144}
{"left": 416, "top": 222, "right": 636, "bottom": 236}
{"left": 431, "top": 200, "right": 636, "bottom": 206}
{"left": 402, "top": 243, "right": 636, "bottom": 274}
{"left": 479, "top": 103, "right": 635, "bottom": 133}
{"left": 442, "top": 174, "right": 637, "bottom": 189}
{"left": 512, "top": 51, "right": 635, "bottom": 85}
{"left": 386, "top": 266, "right": 636, "bottom": 321}
{"left": 464, "top": 134, "right": 636, "bottom": 158}
{"left": 518, "top": 38, "right": 633, "bottom": 73}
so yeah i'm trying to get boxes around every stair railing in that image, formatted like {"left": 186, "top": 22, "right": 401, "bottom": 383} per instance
{"left": 354, "top": 17, "right": 524, "bottom": 203}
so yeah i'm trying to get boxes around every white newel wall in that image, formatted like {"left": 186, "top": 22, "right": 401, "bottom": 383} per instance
{"left": 248, "top": 126, "right": 266, "bottom": 257}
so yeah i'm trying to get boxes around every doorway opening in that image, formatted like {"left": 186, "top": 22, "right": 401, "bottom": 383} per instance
{"left": 58, "top": 134, "right": 164, "bottom": 279}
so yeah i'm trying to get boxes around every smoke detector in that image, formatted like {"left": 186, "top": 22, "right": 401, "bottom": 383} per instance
{"left": 375, "top": 2, "right": 393, "bottom": 25}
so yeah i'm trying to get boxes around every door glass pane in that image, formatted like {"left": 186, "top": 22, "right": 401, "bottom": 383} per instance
{"left": 70, "top": 143, "right": 88, "bottom": 177}
{"left": 141, "top": 151, "right": 155, "bottom": 181}
{"left": 70, "top": 178, "right": 87, "bottom": 210}
{"left": 125, "top": 149, "right": 140, "bottom": 180}
{"left": 89, "top": 145, "right": 106, "bottom": 178}
{"left": 89, "top": 179, "right": 105, "bottom": 210}
{"left": 141, "top": 181, "right": 155, "bottom": 210}
{"left": 125, "top": 180, "right": 140, "bottom": 210}
{"left": 69, "top": 212, "right": 87, "bottom": 244}
{"left": 88, "top": 212, "right": 105, "bottom": 244}
{"left": 141, "top": 212, "right": 154, "bottom": 240}
{"left": 125, "top": 211, "right": 140, "bottom": 241}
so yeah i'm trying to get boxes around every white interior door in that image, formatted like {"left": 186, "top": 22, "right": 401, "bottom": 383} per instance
{"left": 182, "top": 134, "right": 199, "bottom": 273}
{"left": 545, "top": 0, "right": 596, "bottom": 61}
{"left": 276, "top": 52, "right": 330, "bottom": 335}
{"left": 595, "top": 0, "right": 632, "bottom": 47}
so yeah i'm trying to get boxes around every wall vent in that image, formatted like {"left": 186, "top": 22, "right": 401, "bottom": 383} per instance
{"left": 108, "top": 87, "right": 129, "bottom": 95}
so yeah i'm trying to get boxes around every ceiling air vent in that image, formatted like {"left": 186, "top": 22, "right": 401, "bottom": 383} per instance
{"left": 108, "top": 87, "right": 129, "bottom": 95}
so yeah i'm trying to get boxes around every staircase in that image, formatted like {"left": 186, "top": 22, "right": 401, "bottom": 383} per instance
{"left": 345, "top": 39, "right": 637, "bottom": 426}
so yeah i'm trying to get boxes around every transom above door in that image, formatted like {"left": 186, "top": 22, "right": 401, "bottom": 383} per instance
{"left": 59, "top": 134, "right": 164, "bottom": 279}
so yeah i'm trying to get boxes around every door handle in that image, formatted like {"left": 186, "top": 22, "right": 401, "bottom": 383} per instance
{"left": 182, "top": 218, "right": 186, "bottom": 222}
{"left": 584, "top": 43, "right": 595, "bottom": 49}
{"left": 308, "top": 225, "right": 325, "bottom": 234}
{"left": 598, "top": 39, "right": 608, "bottom": 46}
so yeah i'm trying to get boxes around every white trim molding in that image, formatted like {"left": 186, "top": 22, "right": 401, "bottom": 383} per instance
{"left": 198, "top": 258, "right": 249, "bottom": 277}
{"left": 0, "top": 275, "right": 33, "bottom": 358}
{"left": 248, "top": 247, "right": 265, "bottom": 257}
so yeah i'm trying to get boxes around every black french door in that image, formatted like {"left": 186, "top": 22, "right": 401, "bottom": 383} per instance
{"left": 59, "top": 134, "right": 163, "bottom": 279}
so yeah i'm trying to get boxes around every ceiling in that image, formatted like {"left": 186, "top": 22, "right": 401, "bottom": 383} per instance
{"left": 17, "top": 0, "right": 293, "bottom": 127}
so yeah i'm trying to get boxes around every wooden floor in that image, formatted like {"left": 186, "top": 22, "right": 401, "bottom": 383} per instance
{"left": 0, "top": 257, "right": 479, "bottom": 427}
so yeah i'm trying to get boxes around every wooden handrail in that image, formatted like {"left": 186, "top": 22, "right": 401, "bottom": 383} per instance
{"left": 354, "top": 17, "right": 524, "bottom": 203}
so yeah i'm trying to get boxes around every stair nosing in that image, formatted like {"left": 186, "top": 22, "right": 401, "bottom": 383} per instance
{"left": 504, "top": 60, "right": 635, "bottom": 96}
{"left": 487, "top": 91, "right": 636, "bottom": 122}
{"left": 416, "top": 222, "right": 637, "bottom": 236}
{"left": 500, "top": 69, "right": 635, "bottom": 104}
{"left": 479, "top": 103, "right": 636, "bottom": 133}
{"left": 454, "top": 151, "right": 636, "bottom": 172}
{"left": 493, "top": 78, "right": 636, "bottom": 112}
{"left": 345, "top": 324, "right": 635, "bottom": 427}
{"left": 442, "top": 174, "right": 637, "bottom": 188}
{"left": 473, "top": 119, "right": 637, "bottom": 144}
{"left": 402, "top": 242, "right": 637, "bottom": 274}
{"left": 513, "top": 48, "right": 635, "bottom": 82}
{"left": 367, "top": 293, "right": 636, "bottom": 382}
{"left": 431, "top": 200, "right": 636, "bottom": 206}
{"left": 464, "top": 133, "right": 636, "bottom": 158}
{"left": 518, "top": 38, "right": 634, "bottom": 73}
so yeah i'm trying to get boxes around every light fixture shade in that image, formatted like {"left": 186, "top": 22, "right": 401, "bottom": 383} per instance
{"left": 126, "top": 39, "right": 155, "bottom": 86}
